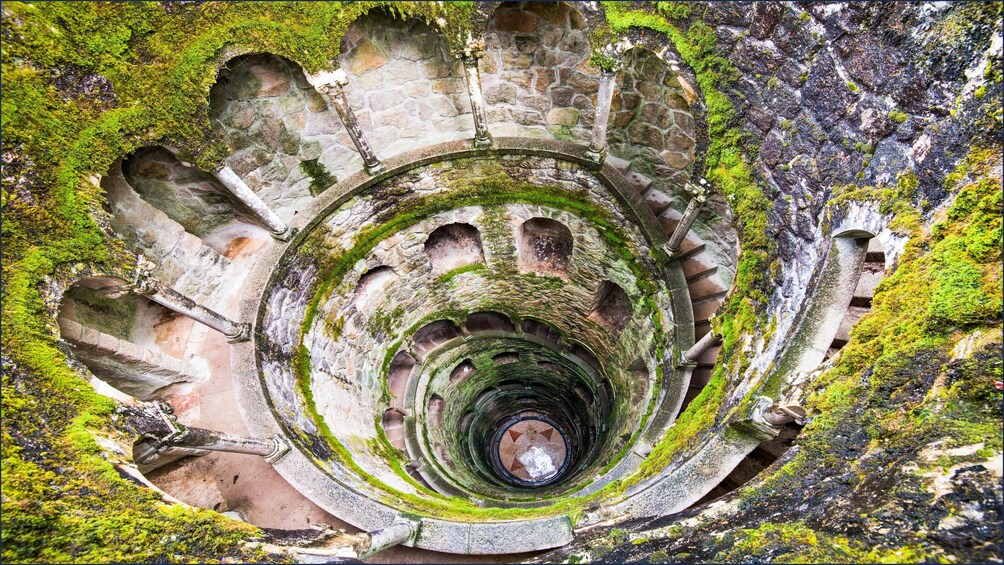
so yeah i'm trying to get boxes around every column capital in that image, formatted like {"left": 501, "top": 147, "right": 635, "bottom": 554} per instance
{"left": 461, "top": 37, "right": 485, "bottom": 62}
{"left": 305, "top": 69, "right": 349, "bottom": 94}
{"left": 685, "top": 177, "right": 711, "bottom": 203}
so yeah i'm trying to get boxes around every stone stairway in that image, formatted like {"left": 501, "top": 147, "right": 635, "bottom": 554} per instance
{"left": 607, "top": 158, "right": 730, "bottom": 409}
{"left": 826, "top": 237, "right": 886, "bottom": 358}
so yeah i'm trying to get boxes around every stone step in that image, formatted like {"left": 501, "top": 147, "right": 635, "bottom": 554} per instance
{"left": 692, "top": 295, "right": 724, "bottom": 320}
{"left": 686, "top": 265, "right": 719, "bottom": 283}
{"left": 853, "top": 262, "right": 885, "bottom": 300}
{"left": 676, "top": 241, "right": 706, "bottom": 262}
{"left": 681, "top": 254, "right": 717, "bottom": 279}
{"left": 694, "top": 319, "right": 712, "bottom": 339}
{"left": 833, "top": 305, "right": 871, "bottom": 345}
{"left": 624, "top": 170, "right": 653, "bottom": 194}
{"left": 690, "top": 287, "right": 727, "bottom": 305}
{"left": 696, "top": 345, "right": 721, "bottom": 366}
{"left": 641, "top": 187, "right": 672, "bottom": 217}
{"left": 606, "top": 155, "right": 631, "bottom": 173}
{"left": 691, "top": 367, "right": 713, "bottom": 387}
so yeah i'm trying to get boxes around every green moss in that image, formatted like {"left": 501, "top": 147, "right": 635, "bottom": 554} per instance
{"left": 846, "top": 81, "right": 860, "bottom": 93}
{"left": 300, "top": 159, "right": 336, "bottom": 196}
{"left": 887, "top": 110, "right": 909, "bottom": 123}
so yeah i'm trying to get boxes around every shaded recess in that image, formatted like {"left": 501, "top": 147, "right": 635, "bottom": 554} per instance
{"left": 518, "top": 217, "right": 574, "bottom": 276}
{"left": 424, "top": 223, "right": 486, "bottom": 275}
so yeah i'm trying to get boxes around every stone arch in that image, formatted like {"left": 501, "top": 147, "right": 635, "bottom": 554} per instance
{"left": 465, "top": 311, "right": 516, "bottom": 333}
{"left": 520, "top": 317, "right": 564, "bottom": 345}
{"left": 412, "top": 320, "right": 462, "bottom": 358}
{"left": 338, "top": 7, "right": 473, "bottom": 157}
{"left": 209, "top": 52, "right": 353, "bottom": 218}
{"left": 428, "top": 394, "right": 446, "bottom": 428}
{"left": 120, "top": 146, "right": 258, "bottom": 237}
{"left": 387, "top": 350, "right": 417, "bottom": 408}
{"left": 609, "top": 47, "right": 696, "bottom": 188}
{"left": 424, "top": 223, "right": 486, "bottom": 275}
{"left": 57, "top": 277, "right": 207, "bottom": 401}
{"left": 481, "top": 1, "right": 596, "bottom": 141}
{"left": 352, "top": 266, "right": 397, "bottom": 311}
{"left": 588, "top": 280, "right": 633, "bottom": 336}
{"left": 450, "top": 360, "right": 477, "bottom": 385}
{"left": 518, "top": 217, "right": 574, "bottom": 276}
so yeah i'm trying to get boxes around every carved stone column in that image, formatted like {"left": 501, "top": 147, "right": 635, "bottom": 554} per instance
{"left": 681, "top": 330, "right": 720, "bottom": 364}
{"left": 666, "top": 178, "right": 711, "bottom": 255}
{"left": 584, "top": 67, "right": 619, "bottom": 164}
{"left": 213, "top": 166, "right": 292, "bottom": 241}
{"left": 104, "top": 258, "right": 251, "bottom": 343}
{"left": 131, "top": 401, "right": 288, "bottom": 465}
{"left": 461, "top": 46, "right": 492, "bottom": 149}
{"left": 308, "top": 70, "right": 384, "bottom": 174}
{"left": 358, "top": 520, "right": 420, "bottom": 559}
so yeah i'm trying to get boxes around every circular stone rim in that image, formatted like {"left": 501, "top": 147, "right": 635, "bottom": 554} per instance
{"left": 231, "top": 139, "right": 699, "bottom": 554}
{"left": 490, "top": 414, "right": 574, "bottom": 488}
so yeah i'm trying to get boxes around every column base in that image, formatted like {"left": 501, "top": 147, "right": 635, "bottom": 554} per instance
{"left": 265, "top": 436, "right": 291, "bottom": 463}
{"left": 364, "top": 162, "right": 386, "bottom": 176}
{"left": 270, "top": 225, "right": 294, "bottom": 242}
{"left": 473, "top": 135, "right": 493, "bottom": 149}
{"left": 583, "top": 148, "right": 607, "bottom": 166}
{"left": 226, "top": 323, "right": 252, "bottom": 344}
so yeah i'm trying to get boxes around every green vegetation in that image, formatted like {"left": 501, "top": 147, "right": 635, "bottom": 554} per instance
{"left": 887, "top": 109, "right": 909, "bottom": 123}
{"left": 300, "top": 159, "right": 336, "bottom": 196}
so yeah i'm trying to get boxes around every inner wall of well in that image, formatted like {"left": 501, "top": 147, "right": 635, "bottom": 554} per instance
{"left": 258, "top": 154, "right": 674, "bottom": 510}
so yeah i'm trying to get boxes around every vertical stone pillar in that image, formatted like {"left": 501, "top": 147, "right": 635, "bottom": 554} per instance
{"left": 358, "top": 521, "right": 419, "bottom": 559}
{"left": 666, "top": 178, "right": 711, "bottom": 254}
{"left": 173, "top": 428, "right": 288, "bottom": 459}
{"left": 682, "top": 330, "right": 719, "bottom": 364}
{"left": 584, "top": 67, "right": 619, "bottom": 164}
{"left": 134, "top": 276, "right": 251, "bottom": 343}
{"left": 308, "top": 70, "right": 384, "bottom": 175}
{"left": 461, "top": 44, "right": 492, "bottom": 149}
{"left": 213, "top": 166, "right": 292, "bottom": 241}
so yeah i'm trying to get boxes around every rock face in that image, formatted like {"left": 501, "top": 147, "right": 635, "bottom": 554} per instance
{"left": 1, "top": 1, "right": 1000, "bottom": 563}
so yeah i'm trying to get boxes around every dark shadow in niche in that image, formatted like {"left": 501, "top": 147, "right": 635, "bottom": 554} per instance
{"left": 412, "top": 320, "right": 462, "bottom": 358}
{"left": 521, "top": 318, "right": 564, "bottom": 345}
{"left": 352, "top": 266, "right": 396, "bottom": 311}
{"left": 450, "top": 360, "right": 476, "bottom": 385}
{"left": 466, "top": 311, "right": 516, "bottom": 333}
{"left": 387, "top": 351, "right": 416, "bottom": 408}
{"left": 588, "top": 280, "right": 633, "bottom": 337}
{"left": 518, "top": 217, "right": 574, "bottom": 277}
{"left": 424, "top": 223, "right": 485, "bottom": 275}
{"left": 570, "top": 344, "right": 599, "bottom": 371}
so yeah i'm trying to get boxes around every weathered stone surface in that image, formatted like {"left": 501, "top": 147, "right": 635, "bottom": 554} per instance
{"left": 345, "top": 38, "right": 388, "bottom": 74}
{"left": 546, "top": 107, "right": 578, "bottom": 127}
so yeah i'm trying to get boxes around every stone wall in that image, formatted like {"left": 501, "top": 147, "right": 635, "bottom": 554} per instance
{"left": 211, "top": 54, "right": 361, "bottom": 221}
{"left": 481, "top": 2, "right": 597, "bottom": 142}
{"left": 339, "top": 10, "right": 475, "bottom": 157}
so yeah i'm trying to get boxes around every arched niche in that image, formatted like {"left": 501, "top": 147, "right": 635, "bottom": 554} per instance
{"left": 450, "top": 360, "right": 477, "bottom": 385}
{"left": 338, "top": 8, "right": 473, "bottom": 156}
{"left": 518, "top": 217, "right": 574, "bottom": 276}
{"left": 387, "top": 351, "right": 416, "bottom": 407}
{"left": 412, "top": 320, "right": 462, "bottom": 357}
{"left": 520, "top": 318, "right": 563, "bottom": 345}
{"left": 57, "top": 278, "right": 207, "bottom": 401}
{"left": 465, "top": 311, "right": 515, "bottom": 333}
{"left": 424, "top": 223, "right": 486, "bottom": 275}
{"left": 352, "top": 266, "right": 397, "bottom": 311}
{"left": 482, "top": 2, "right": 595, "bottom": 141}
{"left": 588, "top": 280, "right": 633, "bottom": 336}
{"left": 609, "top": 47, "right": 696, "bottom": 187}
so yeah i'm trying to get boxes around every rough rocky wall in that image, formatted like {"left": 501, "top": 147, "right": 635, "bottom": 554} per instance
{"left": 339, "top": 10, "right": 475, "bottom": 157}
{"left": 482, "top": 2, "right": 597, "bottom": 142}
{"left": 210, "top": 54, "right": 359, "bottom": 221}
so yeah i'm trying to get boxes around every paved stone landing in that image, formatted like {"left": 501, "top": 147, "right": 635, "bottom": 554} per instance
{"left": 497, "top": 419, "right": 567, "bottom": 483}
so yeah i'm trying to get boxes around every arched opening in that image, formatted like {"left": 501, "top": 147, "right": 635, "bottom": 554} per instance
{"left": 387, "top": 351, "right": 417, "bottom": 408}
{"left": 210, "top": 53, "right": 350, "bottom": 209}
{"left": 482, "top": 2, "right": 595, "bottom": 141}
{"left": 424, "top": 223, "right": 486, "bottom": 275}
{"left": 338, "top": 8, "right": 473, "bottom": 156}
{"left": 518, "top": 217, "right": 574, "bottom": 276}
{"left": 588, "top": 280, "right": 633, "bottom": 336}
{"left": 352, "top": 266, "right": 397, "bottom": 311}
{"left": 466, "top": 311, "right": 516, "bottom": 333}
{"left": 412, "top": 320, "right": 462, "bottom": 358}
{"left": 449, "top": 360, "right": 476, "bottom": 385}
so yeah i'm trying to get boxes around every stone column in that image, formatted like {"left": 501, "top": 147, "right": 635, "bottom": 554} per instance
{"left": 666, "top": 178, "right": 711, "bottom": 254}
{"left": 681, "top": 330, "right": 719, "bottom": 364}
{"left": 584, "top": 67, "right": 619, "bottom": 164}
{"left": 308, "top": 70, "right": 384, "bottom": 175}
{"left": 129, "top": 401, "right": 289, "bottom": 465}
{"left": 358, "top": 521, "right": 419, "bottom": 559}
{"left": 213, "top": 166, "right": 292, "bottom": 241}
{"left": 122, "top": 273, "right": 251, "bottom": 343}
{"left": 461, "top": 47, "right": 492, "bottom": 149}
